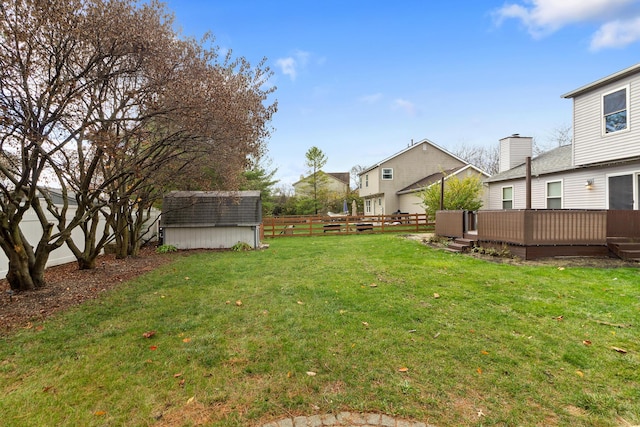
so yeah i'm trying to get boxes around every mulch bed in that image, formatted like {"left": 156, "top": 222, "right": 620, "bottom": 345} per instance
{"left": 0, "top": 247, "right": 175, "bottom": 335}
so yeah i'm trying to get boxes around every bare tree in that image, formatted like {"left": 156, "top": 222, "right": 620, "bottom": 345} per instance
{"left": 451, "top": 144, "right": 499, "bottom": 176}
{"left": 0, "top": 0, "right": 277, "bottom": 288}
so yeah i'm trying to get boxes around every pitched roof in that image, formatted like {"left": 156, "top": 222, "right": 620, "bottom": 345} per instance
{"left": 292, "top": 171, "right": 349, "bottom": 187}
{"left": 485, "top": 145, "right": 573, "bottom": 183}
{"left": 397, "top": 167, "right": 460, "bottom": 194}
{"left": 327, "top": 172, "right": 349, "bottom": 185}
{"left": 562, "top": 63, "right": 640, "bottom": 99}
{"left": 359, "top": 138, "right": 468, "bottom": 175}
{"left": 397, "top": 164, "right": 490, "bottom": 195}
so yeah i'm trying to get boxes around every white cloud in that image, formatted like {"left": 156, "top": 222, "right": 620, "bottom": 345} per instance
{"left": 275, "top": 50, "right": 312, "bottom": 81}
{"left": 591, "top": 17, "right": 640, "bottom": 50}
{"left": 359, "top": 93, "right": 383, "bottom": 104}
{"left": 494, "top": 0, "right": 640, "bottom": 48}
{"left": 392, "top": 99, "right": 418, "bottom": 117}
{"left": 276, "top": 57, "right": 297, "bottom": 80}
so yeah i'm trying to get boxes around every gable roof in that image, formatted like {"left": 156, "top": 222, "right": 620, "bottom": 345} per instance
{"left": 485, "top": 145, "right": 573, "bottom": 183}
{"left": 397, "top": 164, "right": 490, "bottom": 195}
{"left": 562, "top": 63, "right": 640, "bottom": 99}
{"left": 292, "top": 171, "right": 349, "bottom": 187}
{"left": 359, "top": 138, "right": 468, "bottom": 175}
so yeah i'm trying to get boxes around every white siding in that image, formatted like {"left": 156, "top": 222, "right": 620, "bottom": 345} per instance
{"left": 398, "top": 193, "right": 425, "bottom": 214}
{"left": 487, "top": 162, "right": 640, "bottom": 210}
{"left": 164, "top": 226, "right": 258, "bottom": 249}
{"left": 573, "top": 74, "right": 640, "bottom": 166}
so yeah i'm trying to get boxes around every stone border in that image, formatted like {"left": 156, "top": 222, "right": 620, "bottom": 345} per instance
{"left": 259, "top": 411, "right": 435, "bottom": 427}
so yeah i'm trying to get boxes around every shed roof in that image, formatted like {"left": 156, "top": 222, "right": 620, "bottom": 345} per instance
{"left": 161, "top": 191, "right": 261, "bottom": 227}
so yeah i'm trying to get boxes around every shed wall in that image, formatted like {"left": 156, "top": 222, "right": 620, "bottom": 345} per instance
{"left": 164, "top": 226, "right": 258, "bottom": 249}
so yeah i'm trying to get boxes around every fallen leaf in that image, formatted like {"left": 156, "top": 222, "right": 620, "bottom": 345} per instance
{"left": 611, "top": 346, "right": 628, "bottom": 354}
{"left": 178, "top": 379, "right": 185, "bottom": 387}
{"left": 576, "top": 370, "right": 584, "bottom": 377}
{"left": 182, "top": 337, "right": 191, "bottom": 343}
{"left": 142, "top": 331, "right": 156, "bottom": 338}
{"left": 362, "top": 321, "right": 369, "bottom": 328}
{"left": 433, "top": 293, "right": 440, "bottom": 299}
{"left": 433, "top": 332, "right": 441, "bottom": 339}
{"left": 557, "top": 267, "right": 565, "bottom": 271}
{"left": 184, "top": 277, "right": 190, "bottom": 280}
{"left": 555, "top": 315, "right": 564, "bottom": 321}
{"left": 94, "top": 411, "right": 107, "bottom": 416}
{"left": 398, "top": 367, "right": 409, "bottom": 372}
{"left": 306, "top": 371, "right": 317, "bottom": 376}
{"left": 225, "top": 300, "right": 231, "bottom": 304}
{"left": 235, "top": 300, "right": 242, "bottom": 306}
{"left": 149, "top": 345, "right": 158, "bottom": 351}
{"left": 297, "top": 301, "right": 304, "bottom": 305}
{"left": 582, "top": 340, "right": 592, "bottom": 346}
{"left": 287, "top": 371, "right": 292, "bottom": 378}
{"left": 477, "top": 409, "right": 485, "bottom": 417}
{"left": 477, "top": 368, "right": 483, "bottom": 374}
{"left": 369, "top": 283, "right": 378, "bottom": 287}
{"left": 186, "top": 396, "right": 195, "bottom": 405}
{"left": 174, "top": 373, "right": 183, "bottom": 378}
{"left": 481, "top": 350, "right": 489, "bottom": 355}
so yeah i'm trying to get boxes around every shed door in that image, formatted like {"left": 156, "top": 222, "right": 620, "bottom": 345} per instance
{"left": 608, "top": 174, "right": 634, "bottom": 210}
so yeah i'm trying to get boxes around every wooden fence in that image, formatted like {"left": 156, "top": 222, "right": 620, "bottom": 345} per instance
{"left": 262, "top": 213, "right": 433, "bottom": 238}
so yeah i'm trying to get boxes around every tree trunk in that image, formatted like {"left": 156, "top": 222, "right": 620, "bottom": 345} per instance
{"left": 5, "top": 250, "right": 40, "bottom": 291}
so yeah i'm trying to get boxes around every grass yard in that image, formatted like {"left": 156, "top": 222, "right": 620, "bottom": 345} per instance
{"left": 1, "top": 234, "right": 639, "bottom": 426}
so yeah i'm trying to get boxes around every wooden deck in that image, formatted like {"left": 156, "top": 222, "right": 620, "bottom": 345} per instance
{"left": 436, "top": 209, "right": 640, "bottom": 260}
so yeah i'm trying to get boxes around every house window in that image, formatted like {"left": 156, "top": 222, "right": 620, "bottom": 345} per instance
{"left": 502, "top": 186, "right": 513, "bottom": 210}
{"left": 546, "top": 180, "right": 562, "bottom": 209}
{"left": 365, "top": 199, "right": 371, "bottom": 213}
{"left": 603, "top": 86, "right": 628, "bottom": 134}
{"left": 382, "top": 168, "right": 393, "bottom": 180}
{"left": 378, "top": 198, "right": 381, "bottom": 206}
{"left": 359, "top": 177, "right": 362, "bottom": 189}
{"left": 365, "top": 174, "right": 369, "bottom": 187}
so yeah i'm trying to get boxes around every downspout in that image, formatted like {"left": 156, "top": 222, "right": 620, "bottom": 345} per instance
{"left": 525, "top": 156, "right": 531, "bottom": 210}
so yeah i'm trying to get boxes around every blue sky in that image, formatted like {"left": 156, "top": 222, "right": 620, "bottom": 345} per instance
{"left": 163, "top": 0, "right": 640, "bottom": 189}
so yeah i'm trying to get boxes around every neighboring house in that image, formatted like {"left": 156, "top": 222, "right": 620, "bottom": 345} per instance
{"left": 397, "top": 164, "right": 490, "bottom": 213}
{"left": 486, "top": 63, "right": 640, "bottom": 210}
{"left": 292, "top": 171, "right": 350, "bottom": 197}
{"left": 358, "top": 139, "right": 485, "bottom": 215}
{"left": 160, "top": 191, "right": 262, "bottom": 249}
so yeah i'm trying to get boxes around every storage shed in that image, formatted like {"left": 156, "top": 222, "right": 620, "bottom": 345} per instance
{"left": 160, "top": 191, "right": 262, "bottom": 249}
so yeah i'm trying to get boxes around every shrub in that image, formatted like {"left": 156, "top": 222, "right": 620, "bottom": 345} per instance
{"left": 155, "top": 244, "right": 177, "bottom": 254}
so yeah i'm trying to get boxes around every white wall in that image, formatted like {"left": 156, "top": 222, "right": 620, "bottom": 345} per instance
{"left": 1, "top": 207, "right": 160, "bottom": 277}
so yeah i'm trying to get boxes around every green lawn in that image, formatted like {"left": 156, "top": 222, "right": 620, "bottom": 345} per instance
{"left": 1, "top": 234, "right": 639, "bottom": 426}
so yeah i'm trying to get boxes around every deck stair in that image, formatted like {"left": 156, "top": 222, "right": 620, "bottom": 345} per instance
{"left": 444, "top": 238, "right": 476, "bottom": 253}
{"left": 607, "top": 238, "right": 640, "bottom": 261}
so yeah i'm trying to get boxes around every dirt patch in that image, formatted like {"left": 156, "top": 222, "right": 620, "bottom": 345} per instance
{"left": 0, "top": 247, "right": 177, "bottom": 335}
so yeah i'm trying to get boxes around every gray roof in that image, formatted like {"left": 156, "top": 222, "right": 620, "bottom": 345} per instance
{"left": 485, "top": 145, "right": 573, "bottom": 183}
{"left": 161, "top": 190, "right": 261, "bottom": 227}
{"left": 397, "top": 167, "right": 461, "bottom": 194}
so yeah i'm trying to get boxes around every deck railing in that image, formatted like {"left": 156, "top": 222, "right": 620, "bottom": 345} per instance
{"left": 262, "top": 213, "right": 433, "bottom": 238}
{"left": 477, "top": 209, "right": 608, "bottom": 245}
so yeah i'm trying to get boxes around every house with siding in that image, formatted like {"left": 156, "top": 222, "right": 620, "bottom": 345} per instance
{"left": 486, "top": 63, "right": 640, "bottom": 211}
{"left": 358, "top": 139, "right": 486, "bottom": 215}
{"left": 293, "top": 172, "right": 350, "bottom": 198}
